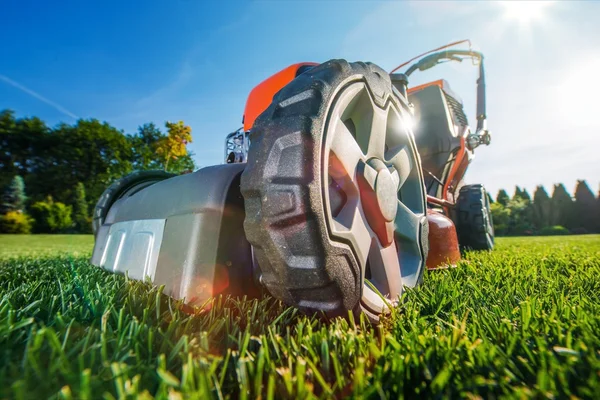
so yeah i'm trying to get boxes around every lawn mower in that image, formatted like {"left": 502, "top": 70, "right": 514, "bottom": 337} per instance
{"left": 91, "top": 40, "right": 493, "bottom": 322}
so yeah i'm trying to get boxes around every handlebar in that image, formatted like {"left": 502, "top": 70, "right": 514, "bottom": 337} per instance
{"left": 404, "top": 50, "right": 483, "bottom": 77}
{"left": 403, "top": 49, "right": 487, "bottom": 135}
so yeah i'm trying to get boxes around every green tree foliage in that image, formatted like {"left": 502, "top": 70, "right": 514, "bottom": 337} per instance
{"left": 490, "top": 202, "right": 510, "bottom": 236}
{"left": 30, "top": 197, "right": 73, "bottom": 233}
{"left": 72, "top": 182, "right": 90, "bottom": 233}
{"left": 166, "top": 147, "right": 196, "bottom": 173}
{"left": 129, "top": 123, "right": 195, "bottom": 172}
{"left": 551, "top": 184, "right": 574, "bottom": 229}
{"left": 36, "top": 119, "right": 134, "bottom": 208}
{"left": 511, "top": 186, "right": 534, "bottom": 234}
{"left": 1, "top": 116, "right": 133, "bottom": 208}
{"left": 532, "top": 186, "right": 551, "bottom": 229}
{"left": 512, "top": 186, "right": 532, "bottom": 203}
{"left": 0, "top": 110, "right": 49, "bottom": 190}
{"left": 0, "top": 110, "right": 196, "bottom": 213}
{"left": 507, "top": 197, "right": 534, "bottom": 235}
{"left": 490, "top": 187, "right": 537, "bottom": 236}
{"left": 129, "top": 123, "right": 165, "bottom": 170}
{"left": 156, "top": 121, "right": 193, "bottom": 172}
{"left": 573, "top": 180, "right": 596, "bottom": 233}
{"left": 513, "top": 186, "right": 524, "bottom": 201}
{"left": 1, "top": 175, "right": 27, "bottom": 213}
{"left": 0, "top": 211, "right": 33, "bottom": 234}
{"left": 496, "top": 189, "right": 510, "bottom": 206}
{"left": 491, "top": 181, "right": 599, "bottom": 236}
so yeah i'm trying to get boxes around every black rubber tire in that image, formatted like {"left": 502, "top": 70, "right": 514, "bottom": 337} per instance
{"left": 455, "top": 184, "right": 494, "bottom": 251}
{"left": 240, "top": 59, "right": 425, "bottom": 318}
{"left": 92, "top": 170, "right": 176, "bottom": 237}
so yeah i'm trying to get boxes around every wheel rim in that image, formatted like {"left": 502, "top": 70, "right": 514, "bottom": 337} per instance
{"left": 322, "top": 81, "right": 426, "bottom": 315}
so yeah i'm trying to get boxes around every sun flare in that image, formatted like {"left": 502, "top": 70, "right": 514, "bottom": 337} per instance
{"left": 500, "top": 1, "right": 553, "bottom": 26}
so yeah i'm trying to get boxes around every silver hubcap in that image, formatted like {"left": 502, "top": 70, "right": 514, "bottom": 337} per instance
{"left": 323, "top": 81, "right": 426, "bottom": 315}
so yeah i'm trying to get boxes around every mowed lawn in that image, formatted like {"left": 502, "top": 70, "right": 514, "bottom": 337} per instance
{"left": 0, "top": 235, "right": 599, "bottom": 399}
{"left": 0, "top": 234, "right": 94, "bottom": 259}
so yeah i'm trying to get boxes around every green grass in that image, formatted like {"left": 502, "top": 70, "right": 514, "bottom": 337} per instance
{"left": 0, "top": 234, "right": 93, "bottom": 259}
{"left": 1, "top": 236, "right": 599, "bottom": 399}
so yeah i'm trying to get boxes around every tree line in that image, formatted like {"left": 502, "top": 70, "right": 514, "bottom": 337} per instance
{"left": 0, "top": 109, "right": 194, "bottom": 233}
{"left": 490, "top": 182, "right": 600, "bottom": 236}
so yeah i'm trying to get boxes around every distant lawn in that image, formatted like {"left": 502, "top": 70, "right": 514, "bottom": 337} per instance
{"left": 0, "top": 234, "right": 93, "bottom": 259}
{"left": 0, "top": 235, "right": 599, "bottom": 398}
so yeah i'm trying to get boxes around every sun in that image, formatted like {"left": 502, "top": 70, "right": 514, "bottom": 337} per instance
{"left": 500, "top": 1, "right": 553, "bottom": 26}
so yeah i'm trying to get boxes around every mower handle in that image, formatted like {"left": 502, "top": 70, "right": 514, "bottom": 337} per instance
{"left": 404, "top": 49, "right": 488, "bottom": 137}
{"left": 404, "top": 49, "right": 483, "bottom": 76}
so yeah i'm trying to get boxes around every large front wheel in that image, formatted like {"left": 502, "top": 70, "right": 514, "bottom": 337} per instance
{"left": 241, "top": 60, "right": 428, "bottom": 322}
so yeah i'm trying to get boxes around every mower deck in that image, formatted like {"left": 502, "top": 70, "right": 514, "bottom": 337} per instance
{"left": 91, "top": 164, "right": 259, "bottom": 306}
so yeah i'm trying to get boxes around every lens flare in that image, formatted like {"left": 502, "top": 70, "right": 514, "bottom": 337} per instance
{"left": 500, "top": 1, "right": 553, "bottom": 26}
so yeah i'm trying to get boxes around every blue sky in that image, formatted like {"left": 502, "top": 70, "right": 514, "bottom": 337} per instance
{"left": 1, "top": 1, "right": 599, "bottom": 197}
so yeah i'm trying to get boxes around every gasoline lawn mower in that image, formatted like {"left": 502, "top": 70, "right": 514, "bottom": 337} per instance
{"left": 91, "top": 40, "right": 493, "bottom": 322}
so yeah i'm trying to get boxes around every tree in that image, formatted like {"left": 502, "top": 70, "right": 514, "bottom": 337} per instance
{"left": 129, "top": 123, "right": 195, "bottom": 173}
{"left": 551, "top": 184, "right": 574, "bottom": 229}
{"left": 513, "top": 186, "right": 524, "bottom": 202}
{"left": 0, "top": 110, "right": 200, "bottom": 214}
{"left": 0, "top": 110, "right": 17, "bottom": 190}
{"left": 1, "top": 112, "right": 134, "bottom": 206}
{"left": 30, "top": 197, "right": 72, "bottom": 233}
{"left": 504, "top": 197, "right": 533, "bottom": 235}
{"left": 492, "top": 194, "right": 536, "bottom": 236}
{"left": 532, "top": 185, "right": 551, "bottom": 229}
{"left": 573, "top": 180, "right": 596, "bottom": 233}
{"left": 1, "top": 175, "right": 27, "bottom": 213}
{"left": 0, "top": 110, "right": 49, "bottom": 190}
{"left": 490, "top": 202, "right": 510, "bottom": 236}
{"left": 511, "top": 186, "right": 532, "bottom": 203}
{"left": 166, "top": 147, "right": 196, "bottom": 173}
{"left": 496, "top": 189, "right": 510, "bottom": 206}
{"left": 129, "top": 123, "right": 165, "bottom": 171}
{"left": 156, "top": 121, "right": 193, "bottom": 172}
{"left": 510, "top": 186, "right": 534, "bottom": 233}
{"left": 72, "top": 182, "right": 90, "bottom": 233}
{"left": 28, "top": 119, "right": 133, "bottom": 208}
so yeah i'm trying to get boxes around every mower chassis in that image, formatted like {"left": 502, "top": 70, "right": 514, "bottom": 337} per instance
{"left": 91, "top": 164, "right": 258, "bottom": 306}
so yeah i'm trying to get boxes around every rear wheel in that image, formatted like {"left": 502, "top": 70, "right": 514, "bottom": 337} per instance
{"left": 92, "top": 170, "right": 175, "bottom": 237}
{"left": 455, "top": 184, "right": 494, "bottom": 250}
{"left": 241, "top": 60, "right": 428, "bottom": 322}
